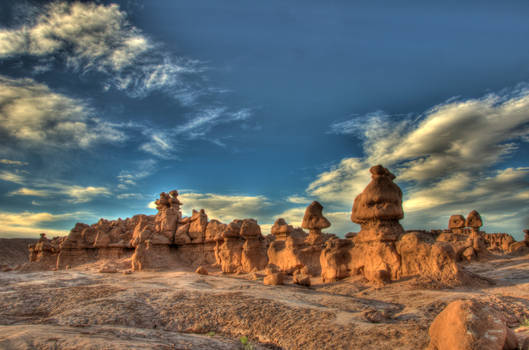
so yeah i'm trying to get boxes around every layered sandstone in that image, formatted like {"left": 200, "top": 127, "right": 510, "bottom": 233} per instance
{"left": 268, "top": 202, "right": 334, "bottom": 276}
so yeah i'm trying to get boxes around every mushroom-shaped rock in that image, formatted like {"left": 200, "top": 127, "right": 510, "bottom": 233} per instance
{"left": 427, "top": 299, "right": 518, "bottom": 350}
{"left": 301, "top": 201, "right": 331, "bottom": 236}
{"left": 351, "top": 165, "right": 404, "bottom": 242}
{"left": 448, "top": 215, "right": 466, "bottom": 230}
{"left": 465, "top": 210, "right": 483, "bottom": 229}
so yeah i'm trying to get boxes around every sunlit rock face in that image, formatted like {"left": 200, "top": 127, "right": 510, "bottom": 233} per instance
{"left": 302, "top": 201, "right": 331, "bottom": 242}
{"left": 351, "top": 165, "right": 404, "bottom": 242}
{"left": 268, "top": 201, "right": 335, "bottom": 277}
{"left": 448, "top": 215, "right": 466, "bottom": 234}
{"left": 154, "top": 190, "right": 182, "bottom": 244}
{"left": 465, "top": 210, "right": 483, "bottom": 231}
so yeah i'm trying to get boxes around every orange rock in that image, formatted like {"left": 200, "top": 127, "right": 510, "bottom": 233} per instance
{"left": 263, "top": 271, "right": 284, "bottom": 285}
{"left": 427, "top": 299, "right": 518, "bottom": 350}
{"left": 466, "top": 210, "right": 483, "bottom": 229}
{"left": 448, "top": 215, "right": 466, "bottom": 234}
{"left": 301, "top": 201, "right": 331, "bottom": 237}
{"left": 195, "top": 266, "right": 208, "bottom": 275}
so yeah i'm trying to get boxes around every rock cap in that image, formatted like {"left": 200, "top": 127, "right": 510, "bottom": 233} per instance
{"left": 301, "top": 201, "right": 331, "bottom": 230}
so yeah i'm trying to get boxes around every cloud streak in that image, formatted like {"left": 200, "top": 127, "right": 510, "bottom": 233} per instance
{"left": 0, "top": 210, "right": 87, "bottom": 238}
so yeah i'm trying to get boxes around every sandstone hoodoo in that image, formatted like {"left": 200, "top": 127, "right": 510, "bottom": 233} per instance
{"left": 448, "top": 214, "right": 466, "bottom": 234}
{"left": 466, "top": 210, "right": 483, "bottom": 232}
{"left": 302, "top": 201, "right": 331, "bottom": 241}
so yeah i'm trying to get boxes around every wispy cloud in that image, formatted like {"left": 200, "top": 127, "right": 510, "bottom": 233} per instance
{"left": 0, "top": 75, "right": 126, "bottom": 150}
{"left": 0, "top": 170, "right": 26, "bottom": 184}
{"left": 177, "top": 192, "right": 271, "bottom": 223}
{"left": 310, "top": 86, "right": 529, "bottom": 235}
{"left": 0, "top": 159, "right": 28, "bottom": 166}
{"left": 0, "top": 210, "right": 88, "bottom": 238}
{"left": 0, "top": 1, "right": 199, "bottom": 102}
{"left": 139, "top": 130, "right": 178, "bottom": 159}
{"left": 117, "top": 159, "right": 158, "bottom": 189}
{"left": 175, "top": 107, "right": 253, "bottom": 139}
{"left": 8, "top": 184, "right": 111, "bottom": 203}
{"left": 286, "top": 195, "right": 311, "bottom": 205}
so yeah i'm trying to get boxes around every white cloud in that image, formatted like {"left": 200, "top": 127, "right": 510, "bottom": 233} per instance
{"left": 175, "top": 107, "right": 252, "bottom": 139}
{"left": 0, "top": 210, "right": 83, "bottom": 238}
{"left": 139, "top": 131, "right": 178, "bottom": 159}
{"left": 117, "top": 159, "right": 157, "bottom": 189}
{"left": 61, "top": 186, "right": 111, "bottom": 203}
{"left": 8, "top": 184, "right": 111, "bottom": 203}
{"left": 310, "top": 88, "right": 529, "bottom": 237}
{"left": 179, "top": 192, "right": 271, "bottom": 223}
{"left": 0, "top": 170, "right": 25, "bottom": 184}
{"left": 8, "top": 188, "right": 49, "bottom": 197}
{"left": 0, "top": 75, "right": 126, "bottom": 149}
{"left": 0, "top": 159, "right": 28, "bottom": 166}
{"left": 0, "top": 2, "right": 198, "bottom": 101}
{"left": 286, "top": 195, "right": 311, "bottom": 205}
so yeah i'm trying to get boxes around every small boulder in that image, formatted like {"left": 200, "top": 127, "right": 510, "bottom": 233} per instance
{"left": 195, "top": 266, "right": 208, "bottom": 275}
{"left": 427, "top": 299, "right": 518, "bottom": 350}
{"left": 263, "top": 272, "right": 284, "bottom": 286}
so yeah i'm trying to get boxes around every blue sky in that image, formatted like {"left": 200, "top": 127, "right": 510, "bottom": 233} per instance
{"left": 1, "top": 0, "right": 529, "bottom": 239}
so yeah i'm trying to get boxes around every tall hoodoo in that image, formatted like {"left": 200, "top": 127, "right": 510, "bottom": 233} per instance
{"left": 154, "top": 190, "right": 182, "bottom": 244}
{"left": 351, "top": 165, "right": 404, "bottom": 241}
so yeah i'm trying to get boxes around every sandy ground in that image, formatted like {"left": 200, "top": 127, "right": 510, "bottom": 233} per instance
{"left": 1, "top": 255, "right": 529, "bottom": 350}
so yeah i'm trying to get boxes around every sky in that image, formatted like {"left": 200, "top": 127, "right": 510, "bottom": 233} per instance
{"left": 1, "top": 0, "right": 529, "bottom": 240}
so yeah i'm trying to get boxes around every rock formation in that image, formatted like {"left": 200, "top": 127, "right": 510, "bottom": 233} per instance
{"left": 466, "top": 210, "right": 483, "bottom": 231}
{"left": 25, "top": 179, "right": 527, "bottom": 287}
{"left": 427, "top": 299, "right": 518, "bottom": 350}
{"left": 448, "top": 214, "right": 466, "bottom": 234}
{"left": 320, "top": 165, "right": 472, "bottom": 286}
{"left": 348, "top": 165, "right": 404, "bottom": 282}
{"left": 351, "top": 165, "right": 404, "bottom": 242}
{"left": 214, "top": 219, "right": 268, "bottom": 273}
{"left": 268, "top": 203, "right": 334, "bottom": 276}
{"left": 301, "top": 201, "right": 331, "bottom": 243}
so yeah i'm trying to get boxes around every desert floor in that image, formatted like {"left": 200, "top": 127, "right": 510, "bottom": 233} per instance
{"left": 1, "top": 255, "right": 529, "bottom": 350}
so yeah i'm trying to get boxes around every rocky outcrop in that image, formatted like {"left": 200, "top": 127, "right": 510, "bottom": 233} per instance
{"left": 268, "top": 203, "right": 334, "bottom": 276}
{"left": 215, "top": 219, "right": 268, "bottom": 273}
{"left": 27, "top": 234, "right": 64, "bottom": 270}
{"left": 448, "top": 215, "right": 466, "bottom": 234}
{"left": 319, "top": 165, "right": 472, "bottom": 286}
{"left": 427, "top": 299, "right": 518, "bottom": 350}
{"left": 320, "top": 238, "right": 353, "bottom": 283}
